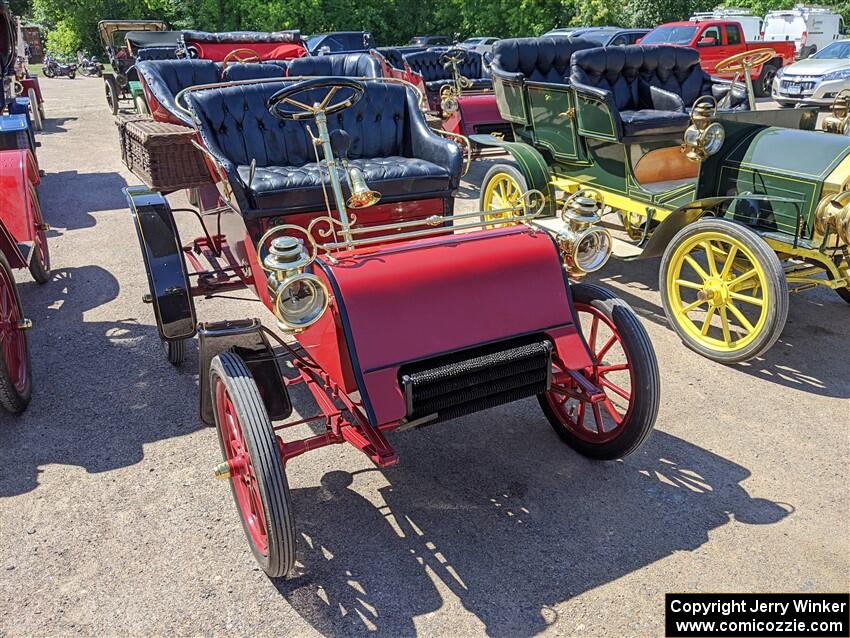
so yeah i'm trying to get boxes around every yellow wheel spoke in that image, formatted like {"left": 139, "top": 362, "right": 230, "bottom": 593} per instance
{"left": 684, "top": 255, "right": 710, "bottom": 281}
{"left": 700, "top": 306, "right": 716, "bottom": 336}
{"left": 702, "top": 241, "right": 719, "bottom": 277}
{"left": 727, "top": 301, "right": 755, "bottom": 334}
{"left": 729, "top": 291, "right": 765, "bottom": 307}
{"left": 681, "top": 298, "right": 706, "bottom": 314}
{"left": 719, "top": 307, "right": 732, "bottom": 346}
{"left": 720, "top": 245, "right": 739, "bottom": 279}
{"left": 675, "top": 278, "right": 703, "bottom": 291}
{"left": 728, "top": 268, "right": 760, "bottom": 289}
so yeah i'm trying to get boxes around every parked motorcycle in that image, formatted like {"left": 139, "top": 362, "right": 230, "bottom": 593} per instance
{"left": 42, "top": 53, "right": 76, "bottom": 79}
{"left": 77, "top": 52, "right": 103, "bottom": 77}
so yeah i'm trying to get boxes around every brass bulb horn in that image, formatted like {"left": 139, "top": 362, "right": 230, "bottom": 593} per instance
{"left": 344, "top": 163, "right": 381, "bottom": 209}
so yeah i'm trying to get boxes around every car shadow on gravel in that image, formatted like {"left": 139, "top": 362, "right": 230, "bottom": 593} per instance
{"left": 38, "top": 170, "right": 130, "bottom": 230}
{"left": 594, "top": 258, "right": 850, "bottom": 399}
{"left": 0, "top": 266, "right": 203, "bottom": 497}
{"left": 273, "top": 424, "right": 790, "bottom": 637}
{"left": 39, "top": 116, "right": 78, "bottom": 136}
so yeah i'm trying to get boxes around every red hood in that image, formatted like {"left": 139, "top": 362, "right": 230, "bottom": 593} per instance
{"left": 305, "top": 226, "right": 592, "bottom": 424}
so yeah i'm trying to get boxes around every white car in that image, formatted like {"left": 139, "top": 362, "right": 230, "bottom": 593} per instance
{"left": 457, "top": 37, "right": 499, "bottom": 56}
{"left": 772, "top": 39, "right": 850, "bottom": 106}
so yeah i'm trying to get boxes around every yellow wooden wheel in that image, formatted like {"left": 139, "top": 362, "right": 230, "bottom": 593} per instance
{"left": 660, "top": 218, "right": 788, "bottom": 363}
{"left": 479, "top": 164, "right": 527, "bottom": 226}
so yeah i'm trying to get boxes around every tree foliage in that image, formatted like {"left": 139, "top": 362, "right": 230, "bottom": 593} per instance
{"left": 14, "top": 0, "right": 850, "bottom": 57}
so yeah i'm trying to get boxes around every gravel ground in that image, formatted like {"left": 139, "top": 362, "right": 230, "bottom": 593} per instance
{"left": 0, "top": 77, "right": 847, "bottom": 638}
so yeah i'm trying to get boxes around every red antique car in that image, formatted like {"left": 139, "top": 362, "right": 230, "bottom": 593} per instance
{"left": 124, "top": 74, "right": 660, "bottom": 577}
{"left": 0, "top": 2, "right": 51, "bottom": 413}
{"left": 374, "top": 46, "right": 511, "bottom": 148}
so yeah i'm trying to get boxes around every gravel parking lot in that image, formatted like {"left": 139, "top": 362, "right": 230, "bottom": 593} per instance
{"left": 0, "top": 77, "right": 847, "bottom": 637}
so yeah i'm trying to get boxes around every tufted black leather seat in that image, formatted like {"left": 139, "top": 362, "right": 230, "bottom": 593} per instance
{"left": 288, "top": 53, "right": 382, "bottom": 78}
{"left": 137, "top": 59, "right": 222, "bottom": 125}
{"left": 491, "top": 36, "right": 597, "bottom": 85}
{"left": 374, "top": 46, "right": 426, "bottom": 70}
{"left": 135, "top": 46, "right": 179, "bottom": 62}
{"left": 222, "top": 61, "right": 289, "bottom": 82}
{"left": 185, "top": 81, "right": 463, "bottom": 218}
{"left": 403, "top": 49, "right": 492, "bottom": 96}
{"left": 570, "top": 45, "right": 748, "bottom": 139}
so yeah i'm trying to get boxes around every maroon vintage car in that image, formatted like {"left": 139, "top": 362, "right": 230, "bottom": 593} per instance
{"left": 124, "top": 70, "right": 660, "bottom": 577}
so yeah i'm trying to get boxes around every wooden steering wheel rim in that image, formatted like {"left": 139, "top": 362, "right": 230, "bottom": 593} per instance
{"left": 221, "top": 48, "right": 262, "bottom": 72}
{"left": 715, "top": 48, "right": 776, "bottom": 74}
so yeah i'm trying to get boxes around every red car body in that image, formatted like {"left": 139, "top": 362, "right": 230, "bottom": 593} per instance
{"left": 0, "top": 148, "right": 43, "bottom": 268}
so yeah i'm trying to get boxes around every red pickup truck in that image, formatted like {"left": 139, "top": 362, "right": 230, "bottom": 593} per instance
{"left": 640, "top": 20, "right": 796, "bottom": 97}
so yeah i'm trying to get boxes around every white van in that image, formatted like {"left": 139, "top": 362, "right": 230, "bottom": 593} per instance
{"left": 691, "top": 8, "right": 763, "bottom": 41}
{"left": 763, "top": 5, "right": 846, "bottom": 58}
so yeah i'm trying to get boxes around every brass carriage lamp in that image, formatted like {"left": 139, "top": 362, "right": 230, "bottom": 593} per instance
{"left": 822, "top": 90, "right": 850, "bottom": 136}
{"left": 815, "top": 190, "right": 850, "bottom": 246}
{"left": 557, "top": 189, "right": 613, "bottom": 277}
{"left": 260, "top": 234, "right": 329, "bottom": 331}
{"left": 683, "top": 98, "right": 726, "bottom": 163}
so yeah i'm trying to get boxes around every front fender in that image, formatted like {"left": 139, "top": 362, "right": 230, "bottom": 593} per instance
{"left": 470, "top": 135, "right": 556, "bottom": 216}
{"left": 125, "top": 186, "right": 197, "bottom": 340}
{"left": 635, "top": 194, "right": 806, "bottom": 260}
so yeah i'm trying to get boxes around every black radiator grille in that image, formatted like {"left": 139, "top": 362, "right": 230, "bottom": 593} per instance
{"left": 399, "top": 336, "right": 552, "bottom": 425}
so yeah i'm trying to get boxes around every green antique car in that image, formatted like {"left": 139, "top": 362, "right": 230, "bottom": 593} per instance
{"left": 477, "top": 38, "right": 850, "bottom": 363}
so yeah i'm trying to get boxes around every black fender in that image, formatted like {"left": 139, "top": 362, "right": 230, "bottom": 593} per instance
{"left": 197, "top": 319, "right": 291, "bottom": 426}
{"left": 633, "top": 194, "right": 805, "bottom": 260}
{"left": 470, "top": 134, "right": 557, "bottom": 217}
{"left": 124, "top": 186, "right": 196, "bottom": 340}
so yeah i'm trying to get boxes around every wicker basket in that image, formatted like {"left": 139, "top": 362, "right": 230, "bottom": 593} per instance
{"left": 117, "top": 116, "right": 211, "bottom": 192}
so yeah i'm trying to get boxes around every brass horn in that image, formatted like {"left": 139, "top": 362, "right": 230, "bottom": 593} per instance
{"left": 343, "top": 162, "right": 381, "bottom": 209}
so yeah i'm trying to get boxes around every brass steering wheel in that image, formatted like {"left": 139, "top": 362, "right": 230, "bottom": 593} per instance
{"left": 221, "top": 48, "right": 261, "bottom": 75}
{"left": 715, "top": 48, "right": 776, "bottom": 75}
{"left": 12, "top": 79, "right": 24, "bottom": 97}
{"left": 439, "top": 48, "right": 468, "bottom": 66}
{"left": 268, "top": 78, "right": 365, "bottom": 120}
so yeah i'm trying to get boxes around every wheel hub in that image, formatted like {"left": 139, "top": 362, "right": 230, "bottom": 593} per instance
{"left": 698, "top": 277, "right": 731, "bottom": 306}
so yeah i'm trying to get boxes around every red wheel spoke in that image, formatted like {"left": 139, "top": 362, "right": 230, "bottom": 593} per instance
{"left": 603, "top": 398, "right": 623, "bottom": 424}
{"left": 596, "top": 334, "right": 618, "bottom": 361}
{"left": 600, "top": 377, "right": 631, "bottom": 401}
{"left": 577, "top": 401, "right": 586, "bottom": 428}
{"left": 588, "top": 315, "right": 599, "bottom": 351}
{"left": 597, "top": 362, "right": 629, "bottom": 373}
{"left": 591, "top": 403, "right": 605, "bottom": 434}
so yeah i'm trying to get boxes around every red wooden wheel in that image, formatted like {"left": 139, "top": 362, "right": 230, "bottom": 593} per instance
{"left": 211, "top": 352, "right": 295, "bottom": 577}
{"left": 539, "top": 283, "right": 659, "bottom": 459}
{"left": 0, "top": 253, "right": 32, "bottom": 413}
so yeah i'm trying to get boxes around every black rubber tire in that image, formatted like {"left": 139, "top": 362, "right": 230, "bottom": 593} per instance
{"left": 67, "top": 71, "right": 75, "bottom": 80}
{"left": 28, "top": 239, "right": 50, "bottom": 284}
{"left": 755, "top": 61, "right": 779, "bottom": 98}
{"left": 163, "top": 338, "right": 185, "bottom": 366}
{"left": 479, "top": 162, "right": 530, "bottom": 220}
{"left": 42, "top": 67, "right": 53, "bottom": 78}
{"left": 538, "top": 283, "right": 660, "bottom": 460}
{"left": 659, "top": 218, "right": 789, "bottom": 364}
{"left": 0, "top": 253, "right": 33, "bottom": 414}
{"left": 835, "top": 287, "right": 850, "bottom": 304}
{"left": 104, "top": 75, "right": 119, "bottom": 115}
{"left": 211, "top": 352, "right": 296, "bottom": 578}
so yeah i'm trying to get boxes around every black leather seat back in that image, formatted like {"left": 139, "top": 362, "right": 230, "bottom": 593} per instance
{"left": 403, "top": 49, "right": 486, "bottom": 82}
{"left": 222, "top": 61, "right": 289, "bottom": 82}
{"left": 135, "top": 46, "right": 179, "bottom": 62}
{"left": 491, "top": 36, "right": 597, "bottom": 84}
{"left": 186, "top": 81, "right": 409, "bottom": 169}
{"left": 288, "top": 53, "right": 383, "bottom": 78}
{"left": 374, "top": 46, "right": 425, "bottom": 70}
{"left": 571, "top": 45, "right": 708, "bottom": 109}
{"left": 136, "top": 59, "right": 222, "bottom": 124}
